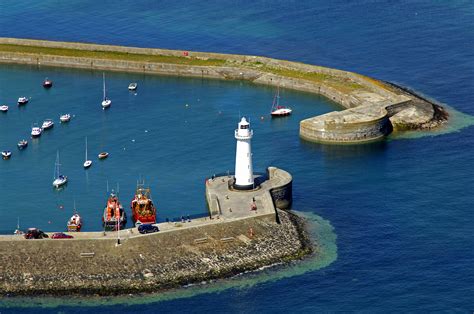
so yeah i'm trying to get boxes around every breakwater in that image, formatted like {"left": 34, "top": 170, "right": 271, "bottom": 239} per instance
{"left": 0, "top": 167, "right": 310, "bottom": 296}
{"left": 0, "top": 37, "right": 448, "bottom": 143}
{"left": 0, "top": 210, "right": 310, "bottom": 296}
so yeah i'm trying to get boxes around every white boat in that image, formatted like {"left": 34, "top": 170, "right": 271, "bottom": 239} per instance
{"left": 60, "top": 114, "right": 71, "bottom": 122}
{"left": 17, "top": 139, "right": 28, "bottom": 149}
{"left": 67, "top": 202, "right": 82, "bottom": 232}
{"left": 18, "top": 97, "right": 29, "bottom": 105}
{"left": 0, "top": 105, "right": 8, "bottom": 112}
{"left": 128, "top": 82, "right": 138, "bottom": 91}
{"left": 42, "top": 119, "right": 54, "bottom": 129}
{"left": 31, "top": 125, "right": 42, "bottom": 137}
{"left": 270, "top": 87, "right": 292, "bottom": 117}
{"left": 84, "top": 137, "right": 92, "bottom": 169}
{"left": 98, "top": 152, "right": 109, "bottom": 159}
{"left": 52, "top": 151, "right": 68, "bottom": 188}
{"left": 101, "top": 73, "right": 112, "bottom": 109}
{"left": 2, "top": 150, "right": 12, "bottom": 159}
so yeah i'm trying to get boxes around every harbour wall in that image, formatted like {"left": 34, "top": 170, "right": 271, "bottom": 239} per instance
{"left": 0, "top": 210, "right": 310, "bottom": 296}
{"left": 0, "top": 38, "right": 447, "bottom": 143}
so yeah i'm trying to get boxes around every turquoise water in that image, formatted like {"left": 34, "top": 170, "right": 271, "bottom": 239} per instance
{"left": 1, "top": 0, "right": 474, "bottom": 312}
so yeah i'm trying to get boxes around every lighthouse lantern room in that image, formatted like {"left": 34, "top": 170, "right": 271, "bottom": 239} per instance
{"left": 234, "top": 117, "right": 254, "bottom": 190}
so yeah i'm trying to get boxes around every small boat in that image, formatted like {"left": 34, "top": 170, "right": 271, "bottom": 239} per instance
{"left": 52, "top": 151, "right": 68, "bottom": 188}
{"left": 60, "top": 114, "right": 71, "bottom": 122}
{"left": 128, "top": 82, "right": 138, "bottom": 91}
{"left": 31, "top": 125, "right": 42, "bottom": 137}
{"left": 101, "top": 73, "right": 112, "bottom": 109}
{"left": 17, "top": 139, "right": 28, "bottom": 149}
{"left": 42, "top": 119, "right": 54, "bottom": 130}
{"left": 270, "top": 87, "right": 292, "bottom": 117}
{"left": 102, "top": 191, "right": 127, "bottom": 230}
{"left": 0, "top": 105, "right": 8, "bottom": 112}
{"left": 18, "top": 97, "right": 29, "bottom": 105}
{"left": 98, "top": 152, "right": 109, "bottom": 159}
{"left": 67, "top": 203, "right": 82, "bottom": 232}
{"left": 2, "top": 150, "right": 12, "bottom": 159}
{"left": 43, "top": 78, "right": 53, "bottom": 88}
{"left": 84, "top": 137, "right": 92, "bottom": 169}
{"left": 131, "top": 183, "right": 157, "bottom": 226}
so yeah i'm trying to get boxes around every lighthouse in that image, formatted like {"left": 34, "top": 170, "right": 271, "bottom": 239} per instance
{"left": 234, "top": 117, "right": 254, "bottom": 190}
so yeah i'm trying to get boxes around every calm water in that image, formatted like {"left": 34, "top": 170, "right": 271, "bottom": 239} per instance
{"left": 0, "top": 0, "right": 473, "bottom": 312}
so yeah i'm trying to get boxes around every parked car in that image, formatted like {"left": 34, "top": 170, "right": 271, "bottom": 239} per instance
{"left": 24, "top": 228, "right": 49, "bottom": 239}
{"left": 51, "top": 232, "right": 74, "bottom": 239}
{"left": 138, "top": 223, "right": 159, "bottom": 234}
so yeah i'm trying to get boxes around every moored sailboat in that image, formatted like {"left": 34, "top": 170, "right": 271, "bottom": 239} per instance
{"left": 52, "top": 151, "right": 68, "bottom": 188}
{"left": 270, "top": 87, "right": 292, "bottom": 117}
{"left": 83, "top": 137, "right": 92, "bottom": 169}
{"left": 131, "top": 183, "right": 157, "bottom": 226}
{"left": 101, "top": 73, "right": 111, "bottom": 109}
{"left": 67, "top": 202, "right": 82, "bottom": 232}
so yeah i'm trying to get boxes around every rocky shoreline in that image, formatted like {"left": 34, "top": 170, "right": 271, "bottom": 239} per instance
{"left": 382, "top": 81, "right": 449, "bottom": 130}
{"left": 0, "top": 210, "right": 312, "bottom": 297}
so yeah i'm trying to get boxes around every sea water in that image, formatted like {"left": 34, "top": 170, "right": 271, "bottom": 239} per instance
{"left": 0, "top": 0, "right": 473, "bottom": 312}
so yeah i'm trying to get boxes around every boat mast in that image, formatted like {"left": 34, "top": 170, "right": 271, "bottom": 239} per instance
{"left": 102, "top": 72, "right": 106, "bottom": 101}
{"left": 54, "top": 151, "right": 61, "bottom": 179}
{"left": 85, "top": 137, "right": 88, "bottom": 162}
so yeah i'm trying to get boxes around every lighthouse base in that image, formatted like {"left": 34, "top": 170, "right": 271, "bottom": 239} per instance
{"left": 232, "top": 183, "right": 256, "bottom": 191}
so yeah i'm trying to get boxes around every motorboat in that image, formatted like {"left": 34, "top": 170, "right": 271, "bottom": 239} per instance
{"left": 0, "top": 105, "right": 8, "bottom": 112}
{"left": 102, "top": 191, "right": 127, "bottom": 231}
{"left": 67, "top": 213, "right": 82, "bottom": 232}
{"left": 17, "top": 140, "right": 28, "bottom": 149}
{"left": 270, "top": 87, "right": 292, "bottom": 117}
{"left": 98, "top": 152, "right": 109, "bottom": 159}
{"left": 60, "top": 114, "right": 71, "bottom": 123}
{"left": 18, "top": 97, "right": 29, "bottom": 105}
{"left": 31, "top": 125, "right": 42, "bottom": 137}
{"left": 43, "top": 78, "right": 53, "bottom": 88}
{"left": 101, "top": 73, "right": 112, "bottom": 109}
{"left": 128, "top": 82, "right": 138, "bottom": 91}
{"left": 52, "top": 151, "right": 68, "bottom": 188}
{"left": 131, "top": 183, "right": 157, "bottom": 225}
{"left": 42, "top": 119, "right": 54, "bottom": 130}
{"left": 2, "top": 150, "right": 12, "bottom": 159}
{"left": 83, "top": 137, "right": 92, "bottom": 169}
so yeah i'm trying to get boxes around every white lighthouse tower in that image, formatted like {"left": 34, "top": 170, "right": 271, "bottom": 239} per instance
{"left": 234, "top": 117, "right": 254, "bottom": 190}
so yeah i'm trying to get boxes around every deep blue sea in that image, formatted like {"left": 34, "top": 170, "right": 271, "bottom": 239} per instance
{"left": 0, "top": 1, "right": 473, "bottom": 312}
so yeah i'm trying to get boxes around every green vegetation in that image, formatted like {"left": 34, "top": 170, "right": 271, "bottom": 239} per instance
{"left": 0, "top": 44, "right": 227, "bottom": 66}
{"left": 0, "top": 43, "right": 369, "bottom": 94}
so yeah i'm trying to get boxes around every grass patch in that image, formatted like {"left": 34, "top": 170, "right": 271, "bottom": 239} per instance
{"left": 0, "top": 44, "right": 227, "bottom": 66}
{"left": 0, "top": 43, "right": 368, "bottom": 93}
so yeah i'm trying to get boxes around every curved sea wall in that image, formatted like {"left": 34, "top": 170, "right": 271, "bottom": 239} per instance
{"left": 0, "top": 38, "right": 448, "bottom": 143}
